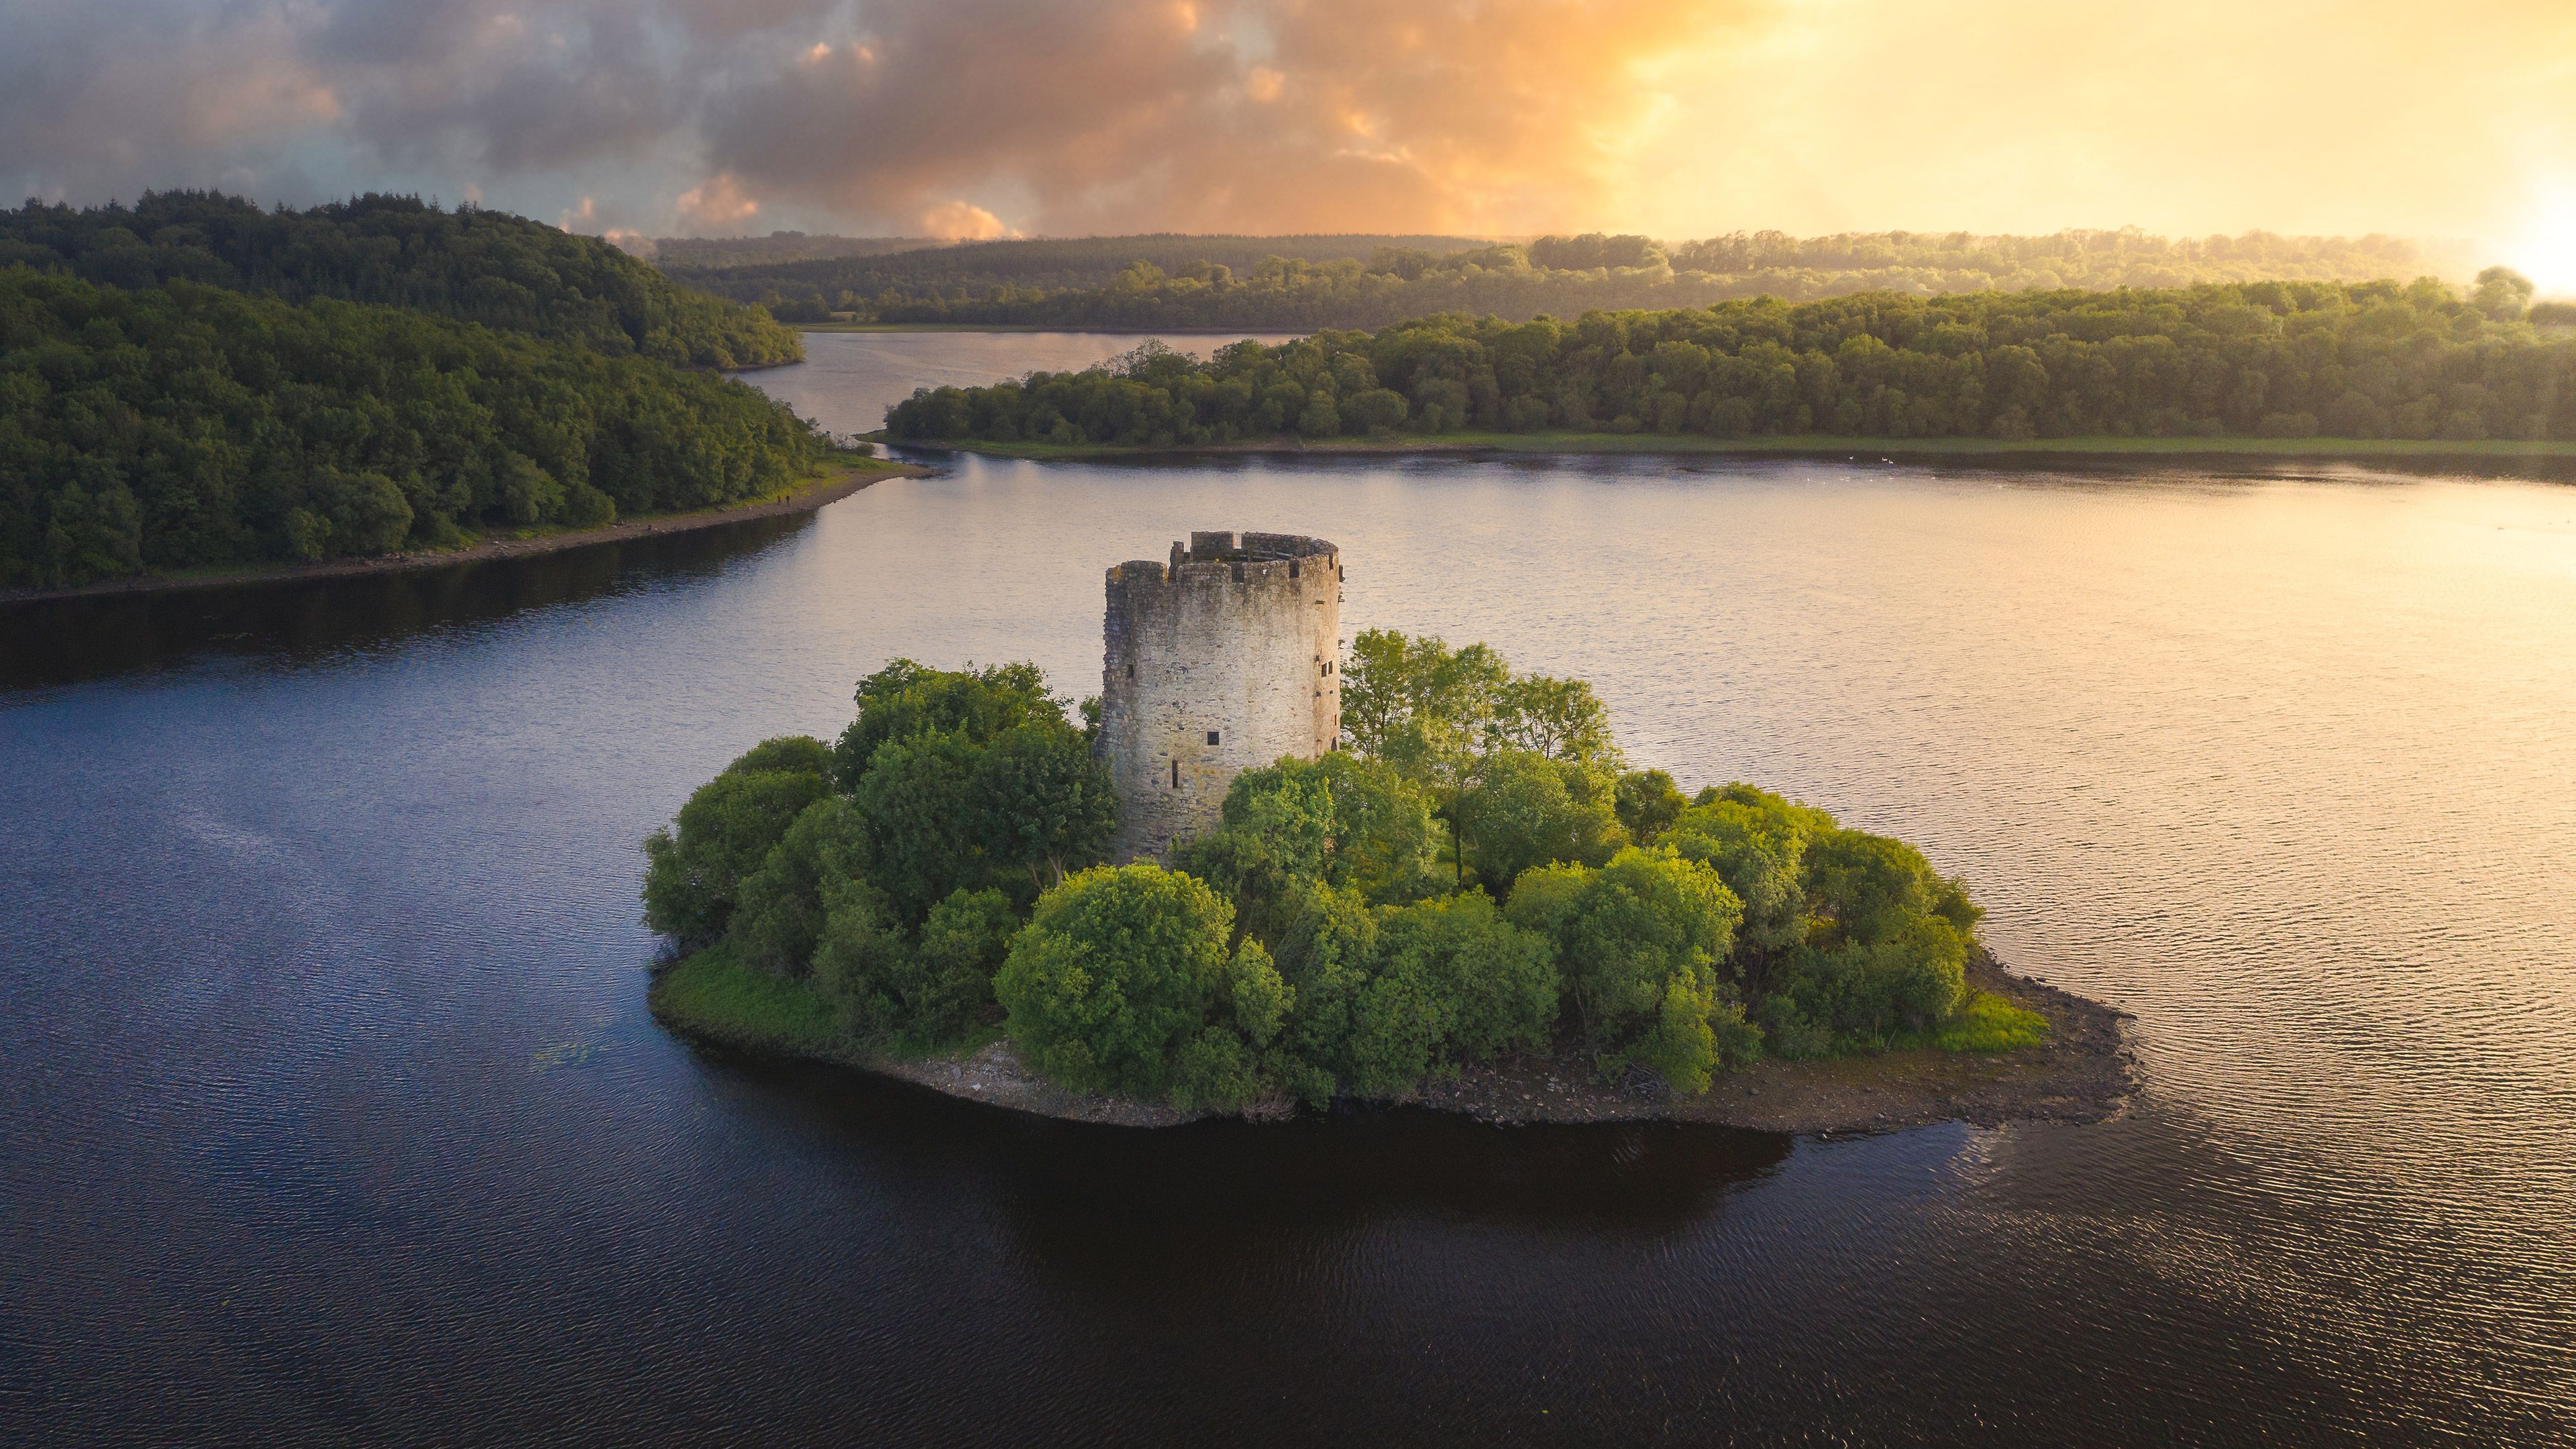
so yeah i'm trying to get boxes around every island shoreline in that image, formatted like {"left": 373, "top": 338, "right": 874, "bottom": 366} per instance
{"left": 650, "top": 949, "right": 2138, "bottom": 1135}
{"left": 0, "top": 458, "right": 933, "bottom": 607}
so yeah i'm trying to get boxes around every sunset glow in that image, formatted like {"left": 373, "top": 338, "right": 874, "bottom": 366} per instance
{"left": 1, "top": 0, "right": 2573, "bottom": 250}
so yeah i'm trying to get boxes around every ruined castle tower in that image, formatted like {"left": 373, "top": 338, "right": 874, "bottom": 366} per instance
{"left": 1099, "top": 531, "right": 1343, "bottom": 862}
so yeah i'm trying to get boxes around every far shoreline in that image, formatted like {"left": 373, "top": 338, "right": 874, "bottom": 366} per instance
{"left": 649, "top": 948, "right": 2138, "bottom": 1136}
{"left": 885, "top": 430, "right": 2576, "bottom": 469}
{"left": 0, "top": 456, "right": 932, "bottom": 608}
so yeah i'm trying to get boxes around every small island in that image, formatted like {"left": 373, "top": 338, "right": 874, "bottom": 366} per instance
{"left": 646, "top": 530, "right": 2135, "bottom": 1131}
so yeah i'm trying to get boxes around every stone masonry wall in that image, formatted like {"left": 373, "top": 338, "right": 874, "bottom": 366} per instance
{"left": 1099, "top": 530, "right": 1342, "bottom": 862}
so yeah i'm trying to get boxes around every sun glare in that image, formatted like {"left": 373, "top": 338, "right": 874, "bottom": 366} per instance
{"left": 2506, "top": 183, "right": 2576, "bottom": 298}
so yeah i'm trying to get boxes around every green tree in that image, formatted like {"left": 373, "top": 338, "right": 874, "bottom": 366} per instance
{"left": 849, "top": 731, "right": 987, "bottom": 924}
{"left": 889, "top": 887, "right": 1022, "bottom": 1044}
{"left": 968, "top": 723, "right": 1118, "bottom": 892}
{"left": 833, "top": 659, "right": 1063, "bottom": 787}
{"left": 996, "top": 863, "right": 1256, "bottom": 1103}
{"left": 1665, "top": 786, "right": 1823, "bottom": 957}
{"left": 1346, "top": 893, "right": 1558, "bottom": 1096}
{"left": 729, "top": 796, "right": 867, "bottom": 975}
{"left": 1505, "top": 846, "right": 1747, "bottom": 1091}
{"left": 1614, "top": 769, "right": 1688, "bottom": 844}
{"left": 643, "top": 765, "right": 830, "bottom": 947}
{"left": 1175, "top": 751, "right": 1444, "bottom": 940}
{"left": 1453, "top": 749, "right": 1626, "bottom": 891}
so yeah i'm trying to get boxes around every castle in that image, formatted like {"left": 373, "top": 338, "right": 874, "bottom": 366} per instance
{"left": 1098, "top": 531, "right": 1344, "bottom": 862}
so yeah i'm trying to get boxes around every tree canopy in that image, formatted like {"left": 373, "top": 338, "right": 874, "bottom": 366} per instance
{"left": 0, "top": 269, "right": 824, "bottom": 590}
{"left": 645, "top": 643, "right": 2033, "bottom": 1112}
{"left": 724, "top": 228, "right": 2457, "bottom": 331}
{"left": 0, "top": 191, "right": 800, "bottom": 369}
{"left": 887, "top": 277, "right": 2573, "bottom": 447}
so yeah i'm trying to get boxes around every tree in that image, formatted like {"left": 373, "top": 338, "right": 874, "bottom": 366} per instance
{"left": 833, "top": 659, "right": 1062, "bottom": 788}
{"left": 1175, "top": 751, "right": 1444, "bottom": 941}
{"left": 1354, "top": 893, "right": 1558, "bottom": 1091}
{"left": 2474, "top": 266, "right": 2536, "bottom": 320}
{"left": 1505, "top": 846, "right": 1747, "bottom": 1091}
{"left": 643, "top": 765, "right": 830, "bottom": 947}
{"left": 1614, "top": 769, "right": 1688, "bottom": 844}
{"left": 1453, "top": 750, "right": 1626, "bottom": 892}
{"left": 849, "top": 731, "right": 987, "bottom": 924}
{"left": 1665, "top": 786, "right": 1821, "bottom": 959}
{"left": 968, "top": 723, "right": 1117, "bottom": 892}
{"left": 729, "top": 796, "right": 867, "bottom": 975}
{"left": 995, "top": 864, "right": 1255, "bottom": 1102}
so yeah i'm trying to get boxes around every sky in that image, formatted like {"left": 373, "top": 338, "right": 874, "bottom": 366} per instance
{"left": 6, "top": 0, "right": 2575, "bottom": 284}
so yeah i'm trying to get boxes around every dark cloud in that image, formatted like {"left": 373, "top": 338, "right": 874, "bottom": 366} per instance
{"left": 0, "top": 0, "right": 1741, "bottom": 234}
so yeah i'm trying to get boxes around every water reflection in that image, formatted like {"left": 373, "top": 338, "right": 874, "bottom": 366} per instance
{"left": 0, "top": 515, "right": 815, "bottom": 690}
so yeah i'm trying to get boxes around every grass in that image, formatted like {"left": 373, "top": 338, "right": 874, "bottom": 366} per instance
{"left": 1930, "top": 991, "right": 2053, "bottom": 1053}
{"left": 903, "top": 429, "right": 2576, "bottom": 465}
{"left": 648, "top": 944, "right": 847, "bottom": 1058}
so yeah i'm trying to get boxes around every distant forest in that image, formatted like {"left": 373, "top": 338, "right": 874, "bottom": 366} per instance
{"left": 698, "top": 229, "right": 2466, "bottom": 331}
{"left": 643, "top": 232, "right": 938, "bottom": 270}
{"left": 0, "top": 193, "right": 803, "bottom": 370}
{"left": 885, "top": 273, "right": 2570, "bottom": 447}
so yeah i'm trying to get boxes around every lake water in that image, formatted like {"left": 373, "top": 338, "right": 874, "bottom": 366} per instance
{"left": 4, "top": 335, "right": 2573, "bottom": 1444}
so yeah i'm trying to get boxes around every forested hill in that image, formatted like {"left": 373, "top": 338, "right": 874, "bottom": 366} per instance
{"left": 672, "top": 233, "right": 1491, "bottom": 319}
{"left": 0, "top": 193, "right": 802, "bottom": 370}
{"left": 885, "top": 273, "right": 2570, "bottom": 447}
{"left": 713, "top": 229, "right": 2459, "bottom": 329}
{"left": 1, "top": 270, "right": 823, "bottom": 591}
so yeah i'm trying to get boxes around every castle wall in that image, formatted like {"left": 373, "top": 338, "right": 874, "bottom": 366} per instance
{"left": 1099, "top": 531, "right": 1342, "bottom": 862}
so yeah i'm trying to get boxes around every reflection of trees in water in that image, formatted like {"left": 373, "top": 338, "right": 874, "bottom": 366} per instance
{"left": 716, "top": 1049, "right": 1787, "bottom": 1299}
{"left": 0, "top": 515, "right": 814, "bottom": 690}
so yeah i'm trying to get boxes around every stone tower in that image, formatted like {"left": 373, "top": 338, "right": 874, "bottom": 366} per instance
{"left": 1099, "top": 531, "right": 1343, "bottom": 862}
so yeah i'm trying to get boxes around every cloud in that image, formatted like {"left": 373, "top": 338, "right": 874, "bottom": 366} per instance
{"left": 675, "top": 172, "right": 762, "bottom": 231}
{"left": 700, "top": 0, "right": 1752, "bottom": 235}
{"left": 1, "top": 0, "right": 2573, "bottom": 249}
{"left": 918, "top": 201, "right": 1012, "bottom": 240}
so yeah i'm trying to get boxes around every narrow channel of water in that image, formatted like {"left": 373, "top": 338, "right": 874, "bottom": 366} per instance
{"left": 3, "top": 335, "right": 2571, "bottom": 1445}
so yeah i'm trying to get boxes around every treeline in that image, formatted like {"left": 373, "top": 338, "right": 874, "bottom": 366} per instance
{"left": 641, "top": 232, "right": 935, "bottom": 270}
{"left": 668, "top": 231, "right": 1485, "bottom": 315}
{"left": 712, "top": 229, "right": 2455, "bottom": 331}
{"left": 0, "top": 270, "right": 823, "bottom": 590}
{"left": 649, "top": 641, "right": 2028, "bottom": 1115}
{"left": 886, "top": 272, "right": 2573, "bottom": 446}
{"left": 0, "top": 192, "right": 802, "bottom": 370}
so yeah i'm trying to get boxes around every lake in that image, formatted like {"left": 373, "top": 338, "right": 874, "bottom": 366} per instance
{"left": 3, "top": 333, "right": 2572, "bottom": 1444}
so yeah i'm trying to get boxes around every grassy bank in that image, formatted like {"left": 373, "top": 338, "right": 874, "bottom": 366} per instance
{"left": 893, "top": 430, "right": 2576, "bottom": 466}
{"left": 649, "top": 945, "right": 850, "bottom": 1059}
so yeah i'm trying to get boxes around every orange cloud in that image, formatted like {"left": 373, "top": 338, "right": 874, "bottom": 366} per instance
{"left": 703, "top": 0, "right": 1760, "bottom": 236}
{"left": 918, "top": 201, "right": 1013, "bottom": 240}
{"left": 674, "top": 172, "right": 761, "bottom": 231}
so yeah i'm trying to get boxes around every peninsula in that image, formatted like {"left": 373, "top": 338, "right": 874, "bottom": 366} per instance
{"left": 645, "top": 530, "right": 2137, "bottom": 1132}
{"left": 877, "top": 277, "right": 2576, "bottom": 460}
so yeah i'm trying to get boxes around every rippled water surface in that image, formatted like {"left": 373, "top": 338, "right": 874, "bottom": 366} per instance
{"left": 5, "top": 338, "right": 2574, "bottom": 1445}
